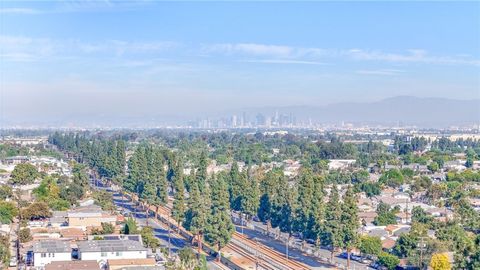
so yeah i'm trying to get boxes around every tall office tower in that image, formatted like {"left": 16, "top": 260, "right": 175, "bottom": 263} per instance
{"left": 256, "top": 113, "right": 266, "bottom": 126}
{"left": 239, "top": 114, "right": 244, "bottom": 127}
{"left": 232, "top": 115, "right": 237, "bottom": 128}
{"left": 266, "top": 116, "right": 272, "bottom": 128}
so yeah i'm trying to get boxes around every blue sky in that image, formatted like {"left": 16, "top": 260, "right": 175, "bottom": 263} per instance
{"left": 1, "top": 1, "right": 479, "bottom": 122}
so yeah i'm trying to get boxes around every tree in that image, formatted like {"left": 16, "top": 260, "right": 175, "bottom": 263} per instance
{"left": 196, "top": 151, "right": 208, "bottom": 191}
{"left": 172, "top": 167, "right": 186, "bottom": 230}
{"left": 341, "top": 185, "right": 359, "bottom": 269}
{"left": 242, "top": 177, "right": 259, "bottom": 222}
{"left": 379, "top": 169, "right": 404, "bottom": 188}
{"left": 123, "top": 217, "right": 138, "bottom": 235}
{"left": 294, "top": 168, "right": 315, "bottom": 247}
{"left": 0, "top": 186, "right": 12, "bottom": 200}
{"left": 177, "top": 247, "right": 198, "bottom": 270}
{"left": 358, "top": 182, "right": 381, "bottom": 198}
{"left": 374, "top": 202, "right": 398, "bottom": 226}
{"left": 430, "top": 253, "right": 451, "bottom": 270}
{"left": 311, "top": 175, "right": 325, "bottom": 246}
{"left": 324, "top": 185, "right": 343, "bottom": 262}
{"left": 141, "top": 226, "right": 160, "bottom": 250}
{"left": 0, "top": 235, "right": 10, "bottom": 265}
{"left": 411, "top": 206, "right": 433, "bottom": 224}
{"left": 18, "top": 228, "right": 32, "bottom": 243}
{"left": 183, "top": 182, "right": 209, "bottom": 253}
{"left": 394, "top": 233, "right": 418, "bottom": 258}
{"left": 378, "top": 251, "right": 400, "bottom": 270}
{"left": 204, "top": 175, "right": 234, "bottom": 260}
{"left": 21, "top": 202, "right": 51, "bottom": 220}
{"left": 427, "top": 162, "right": 439, "bottom": 173}
{"left": 257, "top": 169, "right": 284, "bottom": 234}
{"left": 465, "top": 158, "right": 473, "bottom": 168}
{"left": 359, "top": 235, "right": 382, "bottom": 256}
{"left": 92, "top": 190, "right": 115, "bottom": 212}
{"left": 101, "top": 222, "right": 114, "bottom": 234}
{"left": 10, "top": 163, "right": 39, "bottom": 185}
{"left": 0, "top": 201, "right": 18, "bottom": 224}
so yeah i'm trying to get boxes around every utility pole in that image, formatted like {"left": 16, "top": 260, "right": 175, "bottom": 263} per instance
{"left": 168, "top": 225, "right": 171, "bottom": 258}
{"left": 254, "top": 237, "right": 259, "bottom": 270}
{"left": 417, "top": 237, "right": 427, "bottom": 270}
{"left": 286, "top": 234, "right": 289, "bottom": 261}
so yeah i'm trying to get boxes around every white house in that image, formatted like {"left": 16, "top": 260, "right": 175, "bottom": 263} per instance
{"left": 32, "top": 240, "right": 72, "bottom": 267}
{"left": 77, "top": 240, "right": 148, "bottom": 263}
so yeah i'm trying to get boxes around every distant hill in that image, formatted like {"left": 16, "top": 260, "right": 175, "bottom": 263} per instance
{"left": 245, "top": 96, "right": 480, "bottom": 127}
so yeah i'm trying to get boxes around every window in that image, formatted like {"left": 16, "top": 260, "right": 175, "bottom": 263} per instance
{"left": 101, "top": 252, "right": 107, "bottom": 257}
{"left": 41, "top": 253, "right": 46, "bottom": 258}
{"left": 115, "top": 252, "right": 122, "bottom": 256}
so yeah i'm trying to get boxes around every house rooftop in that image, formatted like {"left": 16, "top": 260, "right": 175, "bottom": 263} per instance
{"left": 87, "top": 234, "right": 142, "bottom": 243}
{"left": 32, "top": 240, "right": 71, "bottom": 253}
{"left": 45, "top": 260, "right": 100, "bottom": 270}
{"left": 78, "top": 240, "right": 147, "bottom": 253}
{"left": 107, "top": 258, "right": 156, "bottom": 266}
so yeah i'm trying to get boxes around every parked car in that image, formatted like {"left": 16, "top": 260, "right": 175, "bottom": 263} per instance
{"left": 9, "top": 257, "right": 17, "bottom": 267}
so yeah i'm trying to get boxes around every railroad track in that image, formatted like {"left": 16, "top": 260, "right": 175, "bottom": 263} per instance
{"left": 133, "top": 193, "right": 311, "bottom": 270}
{"left": 233, "top": 232, "right": 310, "bottom": 270}
{"left": 227, "top": 243, "right": 277, "bottom": 270}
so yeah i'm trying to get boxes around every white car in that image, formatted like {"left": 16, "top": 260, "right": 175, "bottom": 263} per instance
{"left": 9, "top": 257, "right": 17, "bottom": 267}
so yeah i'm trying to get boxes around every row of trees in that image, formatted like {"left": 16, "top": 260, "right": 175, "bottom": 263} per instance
{"left": 49, "top": 133, "right": 126, "bottom": 179}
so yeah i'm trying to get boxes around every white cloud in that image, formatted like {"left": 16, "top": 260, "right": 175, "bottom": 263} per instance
{"left": 208, "top": 42, "right": 480, "bottom": 66}
{"left": 0, "top": 8, "right": 41, "bottom": 14}
{"left": 348, "top": 49, "right": 480, "bottom": 65}
{"left": 0, "top": 35, "right": 178, "bottom": 62}
{"left": 206, "top": 43, "right": 293, "bottom": 58}
{"left": 356, "top": 69, "right": 405, "bottom": 76}
{"left": 241, "top": 59, "right": 328, "bottom": 65}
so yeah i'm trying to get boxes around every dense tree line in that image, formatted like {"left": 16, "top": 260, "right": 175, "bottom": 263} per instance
{"left": 49, "top": 132, "right": 126, "bottom": 179}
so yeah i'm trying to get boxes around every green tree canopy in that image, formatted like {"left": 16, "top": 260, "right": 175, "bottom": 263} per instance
{"left": 10, "top": 163, "right": 39, "bottom": 185}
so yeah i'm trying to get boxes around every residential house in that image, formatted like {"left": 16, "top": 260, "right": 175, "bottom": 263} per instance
{"left": 49, "top": 211, "right": 67, "bottom": 227}
{"left": 108, "top": 258, "right": 156, "bottom": 270}
{"left": 32, "top": 240, "right": 72, "bottom": 267}
{"left": 328, "top": 159, "right": 356, "bottom": 170}
{"left": 395, "top": 212, "right": 411, "bottom": 224}
{"left": 60, "top": 228, "right": 86, "bottom": 241}
{"left": 45, "top": 260, "right": 100, "bottom": 270}
{"left": 382, "top": 237, "right": 396, "bottom": 251}
{"left": 77, "top": 240, "right": 148, "bottom": 263}
{"left": 86, "top": 234, "right": 142, "bottom": 243}
{"left": 358, "top": 211, "right": 377, "bottom": 225}
{"left": 3, "top": 156, "right": 29, "bottom": 165}
{"left": 67, "top": 205, "right": 116, "bottom": 228}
